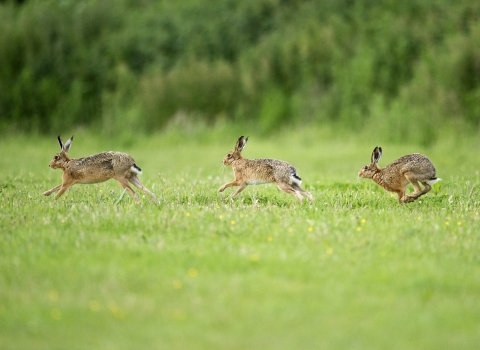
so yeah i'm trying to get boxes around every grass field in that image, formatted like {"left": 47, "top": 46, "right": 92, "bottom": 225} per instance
{"left": 1, "top": 127, "right": 479, "bottom": 349}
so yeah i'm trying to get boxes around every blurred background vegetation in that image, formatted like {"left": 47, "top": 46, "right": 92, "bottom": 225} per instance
{"left": 0, "top": 0, "right": 479, "bottom": 145}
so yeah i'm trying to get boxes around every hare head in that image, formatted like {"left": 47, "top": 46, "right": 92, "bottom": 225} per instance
{"left": 358, "top": 146, "right": 382, "bottom": 179}
{"left": 222, "top": 136, "right": 248, "bottom": 165}
{"left": 49, "top": 135, "right": 74, "bottom": 169}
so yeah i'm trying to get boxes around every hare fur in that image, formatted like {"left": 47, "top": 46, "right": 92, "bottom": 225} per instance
{"left": 358, "top": 146, "right": 440, "bottom": 204}
{"left": 43, "top": 136, "right": 158, "bottom": 203}
{"left": 218, "top": 136, "right": 313, "bottom": 203}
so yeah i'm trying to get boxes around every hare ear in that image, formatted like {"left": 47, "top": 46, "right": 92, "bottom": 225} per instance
{"left": 235, "top": 136, "right": 248, "bottom": 152}
{"left": 241, "top": 136, "right": 249, "bottom": 150}
{"left": 64, "top": 135, "right": 74, "bottom": 152}
{"left": 372, "top": 146, "right": 382, "bottom": 164}
{"left": 57, "top": 135, "right": 63, "bottom": 150}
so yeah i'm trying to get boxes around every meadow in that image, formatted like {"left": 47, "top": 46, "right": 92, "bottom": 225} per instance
{"left": 0, "top": 126, "right": 479, "bottom": 349}
{"left": 2, "top": 0, "right": 479, "bottom": 348}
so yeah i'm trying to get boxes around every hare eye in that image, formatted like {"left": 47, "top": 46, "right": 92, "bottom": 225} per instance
{"left": 363, "top": 165, "right": 368, "bottom": 170}
{"left": 54, "top": 155, "right": 59, "bottom": 160}
{"left": 227, "top": 153, "right": 231, "bottom": 157}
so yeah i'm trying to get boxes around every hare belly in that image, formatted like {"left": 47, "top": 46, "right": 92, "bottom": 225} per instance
{"left": 78, "top": 179, "right": 109, "bottom": 184}
{"left": 246, "top": 179, "right": 271, "bottom": 185}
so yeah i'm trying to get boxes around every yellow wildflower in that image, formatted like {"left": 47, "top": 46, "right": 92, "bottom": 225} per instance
{"left": 188, "top": 268, "right": 198, "bottom": 277}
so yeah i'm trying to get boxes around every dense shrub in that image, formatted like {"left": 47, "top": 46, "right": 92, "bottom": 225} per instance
{"left": 0, "top": 0, "right": 479, "bottom": 143}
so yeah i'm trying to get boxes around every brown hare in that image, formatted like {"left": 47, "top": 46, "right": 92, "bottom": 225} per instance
{"left": 218, "top": 136, "right": 313, "bottom": 203}
{"left": 43, "top": 136, "right": 158, "bottom": 203}
{"left": 358, "top": 146, "right": 440, "bottom": 204}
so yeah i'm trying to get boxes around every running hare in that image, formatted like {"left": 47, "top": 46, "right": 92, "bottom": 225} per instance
{"left": 358, "top": 146, "right": 440, "bottom": 204}
{"left": 43, "top": 136, "right": 158, "bottom": 203}
{"left": 218, "top": 136, "right": 313, "bottom": 203}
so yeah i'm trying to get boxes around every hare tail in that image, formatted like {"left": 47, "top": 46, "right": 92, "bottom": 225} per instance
{"left": 426, "top": 178, "right": 441, "bottom": 185}
{"left": 291, "top": 172, "right": 302, "bottom": 186}
{"left": 131, "top": 164, "right": 143, "bottom": 175}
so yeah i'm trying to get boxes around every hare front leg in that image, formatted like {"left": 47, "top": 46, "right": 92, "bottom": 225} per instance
{"left": 54, "top": 176, "right": 79, "bottom": 199}
{"left": 228, "top": 183, "right": 248, "bottom": 200}
{"left": 396, "top": 188, "right": 408, "bottom": 204}
{"left": 55, "top": 182, "right": 75, "bottom": 199}
{"left": 49, "top": 174, "right": 78, "bottom": 199}
{"left": 43, "top": 184, "right": 62, "bottom": 196}
{"left": 218, "top": 180, "right": 242, "bottom": 193}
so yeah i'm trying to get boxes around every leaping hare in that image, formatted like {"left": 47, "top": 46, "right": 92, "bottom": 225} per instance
{"left": 218, "top": 136, "right": 313, "bottom": 203}
{"left": 43, "top": 135, "right": 158, "bottom": 203}
{"left": 358, "top": 146, "right": 440, "bottom": 204}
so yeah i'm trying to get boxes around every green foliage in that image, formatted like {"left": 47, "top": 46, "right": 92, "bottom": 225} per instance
{"left": 140, "top": 59, "right": 238, "bottom": 129}
{"left": 0, "top": 0, "right": 479, "bottom": 142}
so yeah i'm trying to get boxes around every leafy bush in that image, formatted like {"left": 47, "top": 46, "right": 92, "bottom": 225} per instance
{"left": 0, "top": 0, "right": 479, "bottom": 143}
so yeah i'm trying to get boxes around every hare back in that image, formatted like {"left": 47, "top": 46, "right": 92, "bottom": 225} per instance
{"left": 67, "top": 151, "right": 137, "bottom": 180}
{"left": 234, "top": 158, "right": 298, "bottom": 184}
{"left": 385, "top": 153, "right": 436, "bottom": 179}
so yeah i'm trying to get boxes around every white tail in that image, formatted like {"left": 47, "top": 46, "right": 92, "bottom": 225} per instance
{"left": 290, "top": 173, "right": 302, "bottom": 186}
{"left": 426, "top": 178, "right": 441, "bottom": 185}
{"left": 131, "top": 165, "right": 142, "bottom": 175}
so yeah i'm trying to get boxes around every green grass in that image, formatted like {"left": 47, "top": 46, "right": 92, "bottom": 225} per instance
{"left": 1, "top": 128, "right": 479, "bottom": 350}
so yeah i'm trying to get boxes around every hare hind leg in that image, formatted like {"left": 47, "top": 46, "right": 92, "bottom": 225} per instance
{"left": 405, "top": 175, "right": 431, "bottom": 202}
{"left": 115, "top": 178, "right": 140, "bottom": 202}
{"left": 129, "top": 175, "right": 159, "bottom": 203}
{"left": 276, "top": 183, "right": 304, "bottom": 202}
{"left": 291, "top": 183, "right": 313, "bottom": 202}
{"left": 421, "top": 182, "right": 432, "bottom": 194}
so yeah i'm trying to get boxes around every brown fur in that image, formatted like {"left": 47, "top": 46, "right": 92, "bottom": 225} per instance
{"left": 218, "top": 136, "right": 313, "bottom": 203}
{"left": 358, "top": 146, "right": 439, "bottom": 204}
{"left": 43, "top": 136, "right": 158, "bottom": 203}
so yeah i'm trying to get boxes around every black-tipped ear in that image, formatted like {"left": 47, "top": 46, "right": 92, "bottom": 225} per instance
{"left": 241, "top": 136, "right": 249, "bottom": 150}
{"left": 64, "top": 135, "right": 74, "bottom": 152}
{"left": 235, "top": 136, "right": 248, "bottom": 152}
{"left": 372, "top": 146, "right": 382, "bottom": 164}
{"left": 57, "top": 135, "right": 63, "bottom": 150}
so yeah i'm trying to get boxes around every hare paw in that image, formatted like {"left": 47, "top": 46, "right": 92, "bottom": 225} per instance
{"left": 401, "top": 195, "right": 416, "bottom": 203}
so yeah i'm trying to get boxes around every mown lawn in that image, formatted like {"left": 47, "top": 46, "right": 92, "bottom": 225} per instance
{"left": 0, "top": 128, "right": 479, "bottom": 349}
